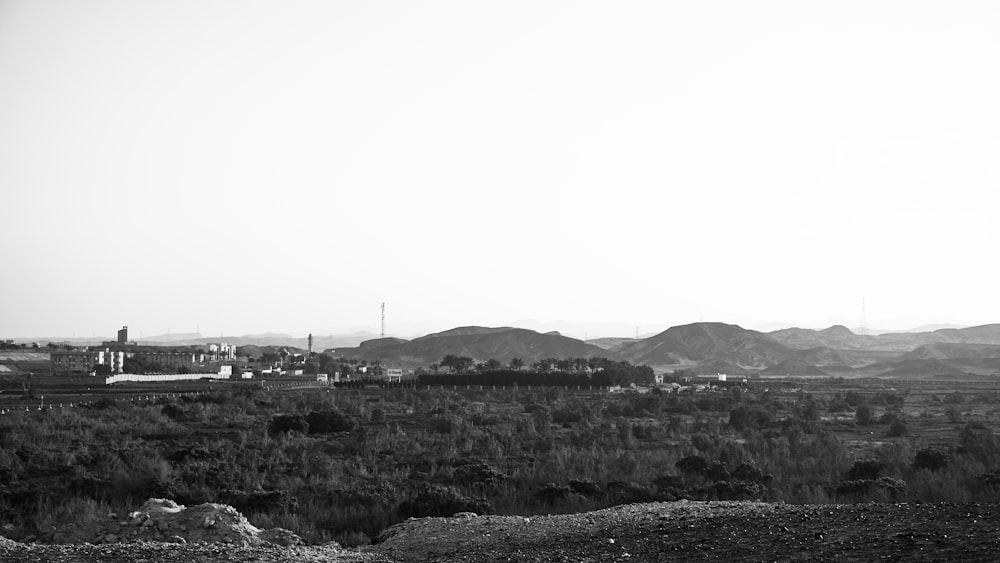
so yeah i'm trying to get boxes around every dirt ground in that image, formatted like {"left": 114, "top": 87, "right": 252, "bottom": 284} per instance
{"left": 3, "top": 500, "right": 1000, "bottom": 562}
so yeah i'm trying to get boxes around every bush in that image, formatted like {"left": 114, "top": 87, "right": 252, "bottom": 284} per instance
{"left": 855, "top": 405, "right": 874, "bottom": 426}
{"left": 960, "top": 421, "right": 999, "bottom": 461}
{"left": 452, "top": 462, "right": 507, "bottom": 487}
{"left": 268, "top": 414, "right": 309, "bottom": 435}
{"left": 605, "top": 481, "right": 659, "bottom": 504}
{"left": 886, "top": 419, "right": 908, "bottom": 437}
{"left": 221, "top": 489, "right": 298, "bottom": 513}
{"left": 676, "top": 455, "right": 708, "bottom": 476}
{"left": 732, "top": 462, "right": 764, "bottom": 483}
{"left": 705, "top": 461, "right": 730, "bottom": 482}
{"left": 912, "top": 448, "right": 949, "bottom": 471}
{"left": 568, "top": 478, "right": 602, "bottom": 496}
{"left": 728, "top": 405, "right": 772, "bottom": 430}
{"left": 161, "top": 404, "right": 186, "bottom": 420}
{"left": 397, "top": 484, "right": 490, "bottom": 518}
{"left": 846, "top": 459, "right": 884, "bottom": 481}
{"left": 305, "top": 410, "right": 357, "bottom": 434}
{"left": 535, "top": 483, "right": 573, "bottom": 504}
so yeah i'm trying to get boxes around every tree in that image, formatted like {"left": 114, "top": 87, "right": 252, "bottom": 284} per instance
{"left": 484, "top": 359, "right": 502, "bottom": 372}
{"left": 676, "top": 455, "right": 708, "bottom": 476}
{"left": 93, "top": 364, "right": 113, "bottom": 376}
{"left": 913, "top": 448, "right": 949, "bottom": 471}
{"left": 855, "top": 404, "right": 874, "bottom": 425}
{"left": 509, "top": 358, "right": 524, "bottom": 371}
{"left": 887, "top": 418, "right": 908, "bottom": 437}
{"left": 441, "top": 355, "right": 473, "bottom": 374}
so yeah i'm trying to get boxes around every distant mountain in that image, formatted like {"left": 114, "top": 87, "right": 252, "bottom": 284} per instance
{"left": 766, "top": 325, "right": 875, "bottom": 350}
{"left": 769, "top": 324, "right": 1000, "bottom": 354}
{"left": 906, "top": 323, "right": 969, "bottom": 333}
{"left": 617, "top": 322, "right": 803, "bottom": 373}
{"left": 335, "top": 326, "right": 609, "bottom": 367}
{"left": 899, "top": 343, "right": 1000, "bottom": 361}
{"left": 932, "top": 324, "right": 1000, "bottom": 345}
{"left": 135, "top": 332, "right": 380, "bottom": 349}
{"left": 586, "top": 337, "right": 640, "bottom": 351}
{"left": 138, "top": 332, "right": 203, "bottom": 343}
{"left": 875, "top": 359, "right": 969, "bottom": 378}
{"left": 760, "top": 358, "right": 827, "bottom": 376}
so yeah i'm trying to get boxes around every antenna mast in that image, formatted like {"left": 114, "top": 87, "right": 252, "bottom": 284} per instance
{"left": 380, "top": 302, "right": 386, "bottom": 340}
{"left": 860, "top": 297, "right": 869, "bottom": 336}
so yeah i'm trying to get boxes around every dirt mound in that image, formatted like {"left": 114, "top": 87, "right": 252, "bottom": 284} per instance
{"left": 51, "top": 498, "right": 302, "bottom": 547}
{"left": 4, "top": 500, "right": 1000, "bottom": 561}
{"left": 372, "top": 500, "right": 1000, "bottom": 562}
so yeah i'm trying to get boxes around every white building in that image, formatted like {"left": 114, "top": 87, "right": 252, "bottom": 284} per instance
{"left": 208, "top": 343, "right": 236, "bottom": 361}
{"left": 51, "top": 347, "right": 124, "bottom": 375}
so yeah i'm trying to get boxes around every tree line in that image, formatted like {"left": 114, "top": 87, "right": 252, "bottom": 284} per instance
{"left": 418, "top": 356, "right": 654, "bottom": 387}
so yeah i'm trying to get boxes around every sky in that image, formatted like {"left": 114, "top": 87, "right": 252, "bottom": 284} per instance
{"left": 2, "top": 1, "right": 999, "bottom": 340}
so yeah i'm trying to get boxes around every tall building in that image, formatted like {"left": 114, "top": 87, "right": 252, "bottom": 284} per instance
{"left": 208, "top": 343, "right": 236, "bottom": 361}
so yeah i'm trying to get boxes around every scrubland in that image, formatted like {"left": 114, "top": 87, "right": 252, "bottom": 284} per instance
{"left": 3, "top": 377, "right": 1000, "bottom": 547}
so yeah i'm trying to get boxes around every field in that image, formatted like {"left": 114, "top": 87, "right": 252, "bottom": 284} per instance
{"left": 3, "top": 375, "right": 1000, "bottom": 548}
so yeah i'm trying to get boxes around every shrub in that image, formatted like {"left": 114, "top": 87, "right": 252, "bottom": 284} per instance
{"left": 568, "top": 478, "right": 602, "bottom": 497}
{"left": 305, "top": 410, "right": 357, "bottom": 434}
{"left": 221, "top": 489, "right": 298, "bottom": 513}
{"left": 161, "top": 404, "right": 186, "bottom": 420}
{"left": 535, "top": 483, "right": 573, "bottom": 504}
{"left": 705, "top": 461, "right": 730, "bottom": 482}
{"left": 606, "top": 481, "right": 659, "bottom": 505}
{"left": 855, "top": 405, "right": 874, "bottom": 426}
{"left": 268, "top": 414, "right": 309, "bottom": 435}
{"left": 452, "top": 462, "right": 507, "bottom": 487}
{"left": 959, "top": 421, "right": 999, "bottom": 461}
{"left": 980, "top": 470, "right": 1000, "bottom": 487}
{"left": 732, "top": 462, "right": 764, "bottom": 483}
{"left": 886, "top": 419, "right": 908, "bottom": 437}
{"left": 728, "top": 405, "right": 772, "bottom": 430}
{"left": 397, "top": 484, "right": 490, "bottom": 518}
{"left": 676, "top": 455, "right": 708, "bottom": 476}
{"left": 834, "top": 477, "right": 906, "bottom": 500}
{"left": 827, "top": 397, "right": 851, "bottom": 413}
{"left": 912, "top": 448, "right": 949, "bottom": 471}
{"left": 846, "top": 459, "right": 884, "bottom": 481}
{"left": 874, "top": 477, "right": 908, "bottom": 499}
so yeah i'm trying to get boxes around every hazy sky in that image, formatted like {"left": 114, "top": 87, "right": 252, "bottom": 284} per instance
{"left": 2, "top": 1, "right": 999, "bottom": 339}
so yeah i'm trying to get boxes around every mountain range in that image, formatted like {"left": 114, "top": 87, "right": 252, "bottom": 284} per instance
{"left": 331, "top": 322, "right": 1000, "bottom": 378}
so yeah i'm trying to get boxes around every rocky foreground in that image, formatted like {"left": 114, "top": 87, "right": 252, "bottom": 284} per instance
{"left": 3, "top": 500, "right": 1000, "bottom": 562}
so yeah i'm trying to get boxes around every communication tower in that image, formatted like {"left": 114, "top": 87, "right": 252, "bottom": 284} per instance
{"left": 380, "top": 302, "right": 386, "bottom": 340}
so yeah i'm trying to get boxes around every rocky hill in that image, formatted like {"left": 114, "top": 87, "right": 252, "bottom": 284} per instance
{"left": 616, "top": 322, "right": 803, "bottom": 373}
{"left": 336, "top": 327, "right": 610, "bottom": 367}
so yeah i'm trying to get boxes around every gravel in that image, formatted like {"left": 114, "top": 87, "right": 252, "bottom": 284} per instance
{"left": 4, "top": 501, "right": 1000, "bottom": 562}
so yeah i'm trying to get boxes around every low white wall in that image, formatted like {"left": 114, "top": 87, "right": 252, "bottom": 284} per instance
{"left": 105, "top": 373, "right": 225, "bottom": 385}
